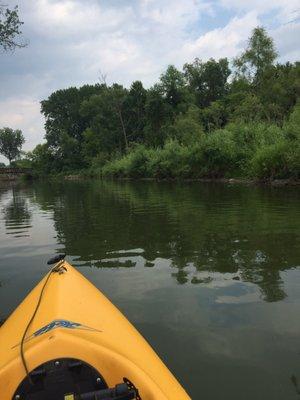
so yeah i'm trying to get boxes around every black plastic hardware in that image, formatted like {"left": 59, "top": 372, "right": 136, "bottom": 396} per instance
{"left": 47, "top": 254, "right": 66, "bottom": 265}
{"left": 13, "top": 358, "right": 108, "bottom": 399}
{"left": 74, "top": 383, "right": 136, "bottom": 399}
{"left": 12, "top": 358, "right": 140, "bottom": 400}
{"left": 123, "top": 378, "right": 141, "bottom": 400}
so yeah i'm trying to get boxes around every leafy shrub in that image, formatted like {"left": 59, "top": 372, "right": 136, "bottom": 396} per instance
{"left": 225, "top": 122, "right": 284, "bottom": 174}
{"left": 286, "top": 141, "right": 300, "bottom": 178}
{"left": 200, "top": 130, "right": 236, "bottom": 177}
{"left": 87, "top": 152, "right": 110, "bottom": 176}
{"left": 284, "top": 102, "right": 300, "bottom": 140}
{"left": 102, "top": 156, "right": 130, "bottom": 177}
{"left": 250, "top": 140, "right": 299, "bottom": 179}
{"left": 124, "top": 145, "right": 150, "bottom": 177}
{"left": 147, "top": 140, "right": 190, "bottom": 178}
{"left": 102, "top": 112, "right": 300, "bottom": 181}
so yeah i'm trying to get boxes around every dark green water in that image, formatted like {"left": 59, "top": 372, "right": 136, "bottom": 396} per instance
{"left": 0, "top": 180, "right": 300, "bottom": 399}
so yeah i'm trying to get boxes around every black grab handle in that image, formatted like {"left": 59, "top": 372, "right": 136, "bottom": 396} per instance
{"left": 75, "top": 383, "right": 136, "bottom": 399}
{"left": 47, "top": 254, "right": 66, "bottom": 265}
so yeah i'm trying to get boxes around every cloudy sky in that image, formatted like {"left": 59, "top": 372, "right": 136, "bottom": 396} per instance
{"left": 0, "top": 0, "right": 299, "bottom": 158}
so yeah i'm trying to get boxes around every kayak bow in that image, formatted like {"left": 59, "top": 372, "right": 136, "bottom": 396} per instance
{"left": 0, "top": 260, "right": 190, "bottom": 399}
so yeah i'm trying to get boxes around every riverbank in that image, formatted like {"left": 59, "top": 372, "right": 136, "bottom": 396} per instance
{"left": 28, "top": 107, "right": 300, "bottom": 183}
{"left": 0, "top": 174, "right": 24, "bottom": 182}
{"left": 62, "top": 174, "right": 300, "bottom": 186}
{"left": 28, "top": 115, "right": 300, "bottom": 186}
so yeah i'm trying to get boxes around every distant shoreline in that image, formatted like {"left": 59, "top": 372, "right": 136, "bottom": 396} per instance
{"left": 63, "top": 175, "right": 300, "bottom": 186}
{"left": 1, "top": 172, "right": 299, "bottom": 187}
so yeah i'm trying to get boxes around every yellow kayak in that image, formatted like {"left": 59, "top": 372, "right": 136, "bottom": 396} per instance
{"left": 0, "top": 256, "right": 190, "bottom": 400}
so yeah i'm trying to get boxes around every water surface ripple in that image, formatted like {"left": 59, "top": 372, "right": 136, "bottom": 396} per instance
{"left": 0, "top": 180, "right": 300, "bottom": 399}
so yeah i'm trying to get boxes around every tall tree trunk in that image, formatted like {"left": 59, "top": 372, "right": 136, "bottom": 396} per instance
{"left": 117, "top": 107, "right": 128, "bottom": 150}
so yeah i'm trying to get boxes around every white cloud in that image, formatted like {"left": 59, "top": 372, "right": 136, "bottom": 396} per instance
{"left": 220, "top": 0, "right": 300, "bottom": 20}
{"left": 272, "top": 21, "right": 300, "bottom": 62}
{"left": 176, "top": 12, "right": 260, "bottom": 62}
{"left": 0, "top": 97, "right": 44, "bottom": 159}
{"left": 26, "top": 0, "right": 133, "bottom": 37}
{"left": 139, "top": 0, "right": 205, "bottom": 28}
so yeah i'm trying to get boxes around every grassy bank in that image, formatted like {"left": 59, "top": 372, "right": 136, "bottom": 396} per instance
{"left": 98, "top": 116, "right": 300, "bottom": 181}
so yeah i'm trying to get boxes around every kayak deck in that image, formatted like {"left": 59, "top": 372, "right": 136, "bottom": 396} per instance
{"left": 0, "top": 261, "right": 190, "bottom": 399}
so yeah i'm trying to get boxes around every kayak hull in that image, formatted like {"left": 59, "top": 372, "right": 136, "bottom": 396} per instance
{"left": 0, "top": 261, "right": 190, "bottom": 399}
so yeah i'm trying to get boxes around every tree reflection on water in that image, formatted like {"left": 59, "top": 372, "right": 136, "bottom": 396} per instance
{"left": 2, "top": 187, "right": 32, "bottom": 237}
{"left": 28, "top": 180, "right": 300, "bottom": 302}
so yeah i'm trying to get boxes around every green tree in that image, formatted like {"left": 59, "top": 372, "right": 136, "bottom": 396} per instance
{"left": 284, "top": 102, "right": 300, "bottom": 140}
{"left": 0, "top": 127, "right": 25, "bottom": 164}
{"left": 28, "top": 144, "right": 55, "bottom": 174}
{"left": 172, "top": 106, "right": 204, "bottom": 144}
{"left": 80, "top": 84, "right": 130, "bottom": 154}
{"left": 232, "top": 94, "right": 265, "bottom": 123}
{"left": 234, "top": 27, "right": 277, "bottom": 82}
{"left": 41, "top": 85, "right": 104, "bottom": 148}
{"left": 184, "top": 58, "right": 230, "bottom": 108}
{"left": 228, "top": 62, "right": 300, "bottom": 125}
{"left": 26, "top": 25, "right": 299, "bottom": 180}
{"left": 226, "top": 77, "right": 252, "bottom": 112}
{"left": 200, "top": 100, "right": 227, "bottom": 132}
{"left": 144, "top": 85, "right": 172, "bottom": 146}
{"left": 82, "top": 128, "right": 103, "bottom": 162}
{"left": 124, "top": 81, "right": 147, "bottom": 143}
{"left": 0, "top": 4, "right": 26, "bottom": 51}
{"left": 257, "top": 62, "right": 300, "bottom": 123}
{"left": 159, "top": 65, "right": 191, "bottom": 113}
{"left": 109, "top": 84, "right": 130, "bottom": 150}
{"left": 41, "top": 84, "right": 104, "bottom": 169}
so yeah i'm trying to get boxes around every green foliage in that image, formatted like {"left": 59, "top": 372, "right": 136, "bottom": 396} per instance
{"left": 0, "top": 5, "right": 26, "bottom": 51}
{"left": 144, "top": 85, "right": 172, "bottom": 146}
{"left": 28, "top": 144, "right": 55, "bottom": 175}
{"left": 12, "top": 156, "right": 32, "bottom": 169}
{"left": 41, "top": 84, "right": 105, "bottom": 170}
{"left": 81, "top": 128, "right": 101, "bottom": 162}
{"left": 102, "top": 111, "right": 300, "bottom": 181}
{"left": 159, "top": 65, "right": 192, "bottom": 113}
{"left": 234, "top": 26, "right": 277, "bottom": 81}
{"left": 125, "top": 81, "right": 147, "bottom": 142}
{"left": 200, "top": 130, "right": 236, "bottom": 177}
{"left": 34, "top": 26, "right": 299, "bottom": 181}
{"left": 222, "top": 122, "right": 284, "bottom": 173}
{"left": 184, "top": 58, "right": 230, "bottom": 107}
{"left": 171, "top": 106, "right": 204, "bottom": 144}
{"left": 257, "top": 62, "right": 300, "bottom": 123}
{"left": 103, "top": 135, "right": 236, "bottom": 180}
{"left": 200, "top": 100, "right": 227, "bottom": 132}
{"left": 87, "top": 152, "right": 111, "bottom": 176}
{"left": 232, "top": 94, "right": 265, "bottom": 123}
{"left": 147, "top": 140, "right": 191, "bottom": 178}
{"left": 284, "top": 102, "right": 300, "bottom": 140}
{"left": 123, "top": 145, "right": 150, "bottom": 177}
{"left": 250, "top": 141, "right": 296, "bottom": 179}
{"left": 0, "top": 127, "right": 25, "bottom": 164}
{"left": 80, "top": 84, "right": 132, "bottom": 152}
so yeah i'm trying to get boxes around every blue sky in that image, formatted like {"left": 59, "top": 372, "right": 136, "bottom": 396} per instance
{"left": 0, "top": 0, "right": 299, "bottom": 157}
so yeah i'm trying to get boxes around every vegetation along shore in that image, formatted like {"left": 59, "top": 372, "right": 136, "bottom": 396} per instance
{"left": 1, "top": 27, "right": 299, "bottom": 183}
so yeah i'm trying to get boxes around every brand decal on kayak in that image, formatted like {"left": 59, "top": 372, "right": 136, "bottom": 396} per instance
{"left": 34, "top": 319, "right": 101, "bottom": 336}
{"left": 13, "top": 319, "right": 101, "bottom": 348}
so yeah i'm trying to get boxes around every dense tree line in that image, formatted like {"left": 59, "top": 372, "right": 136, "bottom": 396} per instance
{"left": 28, "top": 27, "right": 300, "bottom": 180}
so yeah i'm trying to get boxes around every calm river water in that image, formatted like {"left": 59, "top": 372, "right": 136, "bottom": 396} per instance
{"left": 0, "top": 180, "right": 300, "bottom": 399}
